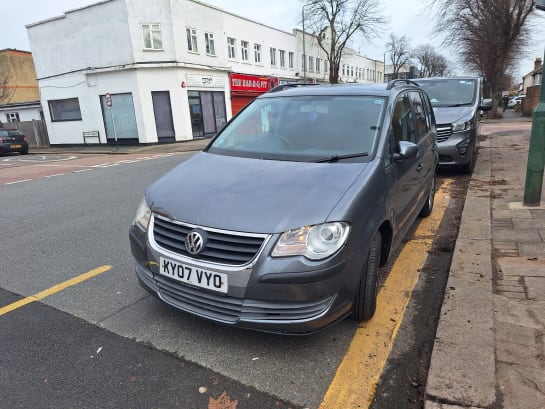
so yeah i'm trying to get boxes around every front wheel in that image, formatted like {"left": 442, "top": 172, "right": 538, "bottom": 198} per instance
{"left": 419, "top": 173, "right": 436, "bottom": 217}
{"left": 352, "top": 231, "right": 382, "bottom": 322}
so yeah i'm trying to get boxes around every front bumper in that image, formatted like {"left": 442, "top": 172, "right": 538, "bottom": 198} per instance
{"left": 436, "top": 128, "right": 475, "bottom": 167}
{"left": 129, "top": 218, "right": 360, "bottom": 334}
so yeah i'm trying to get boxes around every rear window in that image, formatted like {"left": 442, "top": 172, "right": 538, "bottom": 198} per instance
{"left": 0, "top": 130, "right": 23, "bottom": 137}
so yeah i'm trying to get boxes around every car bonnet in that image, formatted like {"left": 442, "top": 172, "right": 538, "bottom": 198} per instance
{"left": 146, "top": 151, "right": 367, "bottom": 234}
{"left": 432, "top": 106, "right": 476, "bottom": 124}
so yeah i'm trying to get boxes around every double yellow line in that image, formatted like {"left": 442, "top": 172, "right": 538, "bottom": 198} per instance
{"left": 320, "top": 180, "right": 451, "bottom": 408}
{"left": 0, "top": 265, "right": 112, "bottom": 316}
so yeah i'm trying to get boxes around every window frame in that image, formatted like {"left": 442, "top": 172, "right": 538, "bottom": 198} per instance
{"left": 227, "top": 37, "right": 236, "bottom": 59}
{"left": 205, "top": 32, "right": 216, "bottom": 56}
{"left": 270, "top": 47, "right": 277, "bottom": 67}
{"left": 6, "top": 112, "right": 20, "bottom": 123}
{"left": 48, "top": 98, "right": 82, "bottom": 122}
{"left": 288, "top": 51, "right": 294, "bottom": 69}
{"left": 142, "top": 23, "right": 163, "bottom": 50}
{"left": 279, "top": 50, "right": 286, "bottom": 68}
{"left": 241, "top": 40, "right": 249, "bottom": 61}
{"left": 186, "top": 27, "right": 198, "bottom": 53}
{"left": 254, "top": 43, "right": 262, "bottom": 64}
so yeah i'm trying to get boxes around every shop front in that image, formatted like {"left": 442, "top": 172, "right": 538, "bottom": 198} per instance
{"left": 230, "top": 73, "right": 279, "bottom": 116}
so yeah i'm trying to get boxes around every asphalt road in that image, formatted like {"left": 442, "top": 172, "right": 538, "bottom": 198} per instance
{"left": 0, "top": 152, "right": 469, "bottom": 409}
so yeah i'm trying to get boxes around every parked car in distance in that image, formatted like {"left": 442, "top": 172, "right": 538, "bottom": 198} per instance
{"left": 129, "top": 80, "right": 438, "bottom": 334}
{"left": 414, "top": 77, "right": 489, "bottom": 173}
{"left": 0, "top": 129, "right": 29, "bottom": 155}
{"left": 508, "top": 95, "right": 525, "bottom": 109}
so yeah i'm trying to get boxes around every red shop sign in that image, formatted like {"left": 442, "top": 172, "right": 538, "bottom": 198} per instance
{"left": 230, "top": 73, "right": 276, "bottom": 93}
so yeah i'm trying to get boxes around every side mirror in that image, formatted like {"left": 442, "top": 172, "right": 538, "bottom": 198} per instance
{"left": 393, "top": 141, "right": 419, "bottom": 161}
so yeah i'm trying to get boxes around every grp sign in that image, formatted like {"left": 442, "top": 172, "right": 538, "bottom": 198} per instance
{"left": 230, "top": 73, "right": 278, "bottom": 93}
{"left": 105, "top": 92, "right": 112, "bottom": 108}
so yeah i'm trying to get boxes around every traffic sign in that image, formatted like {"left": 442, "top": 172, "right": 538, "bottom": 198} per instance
{"left": 105, "top": 93, "right": 112, "bottom": 108}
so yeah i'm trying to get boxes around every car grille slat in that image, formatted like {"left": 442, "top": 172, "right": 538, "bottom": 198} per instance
{"left": 436, "top": 124, "right": 452, "bottom": 142}
{"left": 152, "top": 216, "right": 266, "bottom": 266}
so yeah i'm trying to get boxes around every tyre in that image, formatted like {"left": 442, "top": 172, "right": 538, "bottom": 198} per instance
{"left": 352, "top": 231, "right": 382, "bottom": 321}
{"left": 460, "top": 144, "right": 476, "bottom": 174}
{"left": 419, "top": 173, "right": 436, "bottom": 217}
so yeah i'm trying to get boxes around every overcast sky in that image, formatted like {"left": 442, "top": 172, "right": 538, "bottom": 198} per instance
{"left": 2, "top": 0, "right": 544, "bottom": 78}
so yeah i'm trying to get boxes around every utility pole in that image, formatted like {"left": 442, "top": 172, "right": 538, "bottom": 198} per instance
{"left": 523, "top": 1, "right": 545, "bottom": 205}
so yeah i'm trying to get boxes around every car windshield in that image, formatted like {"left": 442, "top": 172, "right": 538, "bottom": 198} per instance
{"left": 208, "top": 95, "right": 386, "bottom": 162}
{"left": 416, "top": 79, "right": 477, "bottom": 107}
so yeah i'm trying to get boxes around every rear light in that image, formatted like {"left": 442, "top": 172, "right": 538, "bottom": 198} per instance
{"left": 23, "top": 136, "right": 28, "bottom": 142}
{"left": 0, "top": 138, "right": 4, "bottom": 143}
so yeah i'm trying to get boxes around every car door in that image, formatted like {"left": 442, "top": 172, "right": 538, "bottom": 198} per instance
{"left": 386, "top": 92, "right": 421, "bottom": 234}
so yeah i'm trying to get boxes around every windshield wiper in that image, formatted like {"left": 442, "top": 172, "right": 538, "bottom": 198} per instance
{"left": 314, "top": 152, "right": 369, "bottom": 163}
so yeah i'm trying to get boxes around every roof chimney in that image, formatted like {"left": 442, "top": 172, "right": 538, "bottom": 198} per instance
{"left": 535, "top": 57, "right": 542, "bottom": 72}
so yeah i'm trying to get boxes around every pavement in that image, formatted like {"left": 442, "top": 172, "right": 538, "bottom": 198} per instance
{"left": 424, "top": 109, "right": 545, "bottom": 409}
{"left": 30, "top": 109, "right": 545, "bottom": 408}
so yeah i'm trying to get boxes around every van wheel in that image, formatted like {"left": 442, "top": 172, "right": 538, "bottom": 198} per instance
{"left": 461, "top": 145, "right": 476, "bottom": 174}
{"left": 352, "top": 231, "right": 382, "bottom": 321}
{"left": 419, "top": 174, "right": 436, "bottom": 217}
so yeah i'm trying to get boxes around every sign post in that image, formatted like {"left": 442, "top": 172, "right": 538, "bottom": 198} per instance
{"left": 105, "top": 93, "right": 118, "bottom": 151}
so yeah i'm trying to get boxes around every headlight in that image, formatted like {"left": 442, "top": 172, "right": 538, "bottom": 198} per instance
{"left": 133, "top": 198, "right": 151, "bottom": 230}
{"left": 452, "top": 119, "right": 472, "bottom": 132}
{"left": 272, "top": 222, "right": 350, "bottom": 260}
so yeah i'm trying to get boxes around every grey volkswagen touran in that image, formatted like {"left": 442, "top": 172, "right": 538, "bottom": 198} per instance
{"left": 129, "top": 81, "right": 438, "bottom": 334}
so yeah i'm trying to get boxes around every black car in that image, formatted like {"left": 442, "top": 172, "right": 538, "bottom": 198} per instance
{"left": 0, "top": 129, "right": 29, "bottom": 155}
{"left": 130, "top": 80, "right": 438, "bottom": 334}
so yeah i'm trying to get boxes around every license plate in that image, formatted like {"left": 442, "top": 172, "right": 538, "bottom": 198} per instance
{"left": 159, "top": 257, "right": 228, "bottom": 293}
{"left": 11, "top": 144, "right": 21, "bottom": 149}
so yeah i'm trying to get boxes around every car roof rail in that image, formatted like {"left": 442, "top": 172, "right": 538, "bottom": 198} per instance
{"left": 386, "top": 79, "right": 420, "bottom": 90}
{"left": 268, "top": 82, "right": 320, "bottom": 93}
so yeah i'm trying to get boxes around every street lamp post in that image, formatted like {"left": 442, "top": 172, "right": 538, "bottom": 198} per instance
{"left": 523, "top": 1, "right": 545, "bottom": 205}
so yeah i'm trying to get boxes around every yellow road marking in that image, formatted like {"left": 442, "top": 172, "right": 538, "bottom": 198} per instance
{"left": 0, "top": 265, "right": 112, "bottom": 316}
{"left": 319, "top": 180, "right": 452, "bottom": 409}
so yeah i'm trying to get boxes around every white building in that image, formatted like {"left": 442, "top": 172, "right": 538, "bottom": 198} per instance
{"left": 26, "top": 0, "right": 382, "bottom": 146}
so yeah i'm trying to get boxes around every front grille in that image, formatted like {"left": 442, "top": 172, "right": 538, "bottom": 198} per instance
{"left": 154, "top": 273, "right": 334, "bottom": 324}
{"left": 152, "top": 215, "right": 266, "bottom": 266}
{"left": 436, "top": 124, "right": 452, "bottom": 142}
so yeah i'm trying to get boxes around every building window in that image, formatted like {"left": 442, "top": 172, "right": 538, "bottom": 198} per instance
{"left": 6, "top": 112, "right": 20, "bottom": 123}
{"left": 227, "top": 37, "right": 236, "bottom": 59}
{"left": 254, "top": 43, "right": 261, "bottom": 63}
{"left": 309, "top": 56, "right": 314, "bottom": 72}
{"left": 316, "top": 58, "right": 321, "bottom": 73}
{"left": 342, "top": 64, "right": 345, "bottom": 76}
{"left": 279, "top": 50, "right": 286, "bottom": 68}
{"left": 324, "top": 60, "right": 329, "bottom": 73}
{"left": 270, "top": 47, "right": 277, "bottom": 66}
{"left": 49, "top": 98, "right": 82, "bottom": 121}
{"left": 142, "top": 24, "right": 162, "bottom": 50}
{"left": 205, "top": 32, "right": 215, "bottom": 56}
{"left": 186, "top": 27, "right": 198, "bottom": 53}
{"left": 241, "top": 41, "right": 249, "bottom": 61}
{"left": 302, "top": 54, "right": 306, "bottom": 71}
{"left": 288, "top": 51, "right": 294, "bottom": 69}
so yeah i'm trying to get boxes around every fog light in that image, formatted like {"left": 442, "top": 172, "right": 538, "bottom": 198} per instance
{"left": 457, "top": 141, "right": 470, "bottom": 155}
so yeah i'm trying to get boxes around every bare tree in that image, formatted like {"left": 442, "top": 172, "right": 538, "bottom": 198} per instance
{"left": 412, "top": 44, "right": 449, "bottom": 77}
{"left": 430, "top": 0, "right": 537, "bottom": 114}
{"left": 385, "top": 34, "right": 412, "bottom": 79}
{"left": 302, "top": 0, "right": 387, "bottom": 83}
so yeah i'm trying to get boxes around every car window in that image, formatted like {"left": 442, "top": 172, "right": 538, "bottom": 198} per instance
{"left": 209, "top": 95, "right": 387, "bottom": 161}
{"left": 391, "top": 93, "right": 417, "bottom": 144}
{"left": 0, "top": 130, "right": 23, "bottom": 137}
{"left": 409, "top": 91, "right": 430, "bottom": 141}
{"left": 416, "top": 79, "right": 477, "bottom": 107}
